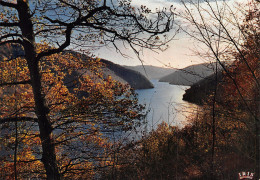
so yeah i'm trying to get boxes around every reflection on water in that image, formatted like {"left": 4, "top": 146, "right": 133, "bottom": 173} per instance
{"left": 136, "top": 79, "right": 197, "bottom": 131}
{"left": 114, "top": 80, "right": 198, "bottom": 142}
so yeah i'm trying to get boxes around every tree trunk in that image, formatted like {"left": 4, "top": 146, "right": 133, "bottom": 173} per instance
{"left": 16, "top": 1, "right": 60, "bottom": 179}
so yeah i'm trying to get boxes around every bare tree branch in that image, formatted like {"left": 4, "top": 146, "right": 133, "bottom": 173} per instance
{"left": 0, "top": 0, "right": 17, "bottom": 8}
{"left": 0, "top": 117, "right": 38, "bottom": 124}
{"left": 36, "top": 26, "right": 73, "bottom": 61}
{"left": 0, "top": 22, "right": 19, "bottom": 27}
{"left": 0, "top": 40, "right": 23, "bottom": 46}
{"left": 0, "top": 80, "right": 31, "bottom": 87}
{"left": 0, "top": 33, "right": 23, "bottom": 41}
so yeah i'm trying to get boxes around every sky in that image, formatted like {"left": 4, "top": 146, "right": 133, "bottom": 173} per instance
{"left": 95, "top": 34, "right": 202, "bottom": 69}
{"left": 94, "top": 0, "right": 247, "bottom": 69}
{"left": 95, "top": 0, "right": 200, "bottom": 69}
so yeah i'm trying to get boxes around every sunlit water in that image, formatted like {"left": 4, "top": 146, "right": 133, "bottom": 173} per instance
{"left": 136, "top": 79, "right": 196, "bottom": 129}
{"left": 114, "top": 79, "right": 197, "bottom": 142}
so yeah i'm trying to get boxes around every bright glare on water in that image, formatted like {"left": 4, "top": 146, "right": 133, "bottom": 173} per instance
{"left": 136, "top": 79, "right": 197, "bottom": 131}
{"left": 113, "top": 80, "right": 197, "bottom": 142}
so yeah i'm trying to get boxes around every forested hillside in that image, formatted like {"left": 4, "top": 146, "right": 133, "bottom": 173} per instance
{"left": 182, "top": 72, "right": 223, "bottom": 105}
{"left": 101, "top": 60, "right": 154, "bottom": 89}
{"left": 125, "top": 65, "right": 175, "bottom": 80}
{"left": 0, "top": 0, "right": 258, "bottom": 179}
{"left": 0, "top": 0, "right": 174, "bottom": 178}
{"left": 0, "top": 45, "right": 154, "bottom": 90}
{"left": 99, "top": 1, "right": 259, "bottom": 179}
{"left": 159, "top": 62, "right": 223, "bottom": 86}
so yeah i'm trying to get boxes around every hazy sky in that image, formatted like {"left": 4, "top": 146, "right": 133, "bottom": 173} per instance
{"left": 94, "top": 0, "right": 246, "bottom": 68}
{"left": 95, "top": 0, "right": 198, "bottom": 68}
{"left": 95, "top": 33, "right": 202, "bottom": 68}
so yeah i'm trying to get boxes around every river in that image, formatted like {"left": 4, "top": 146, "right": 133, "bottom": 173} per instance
{"left": 136, "top": 79, "right": 196, "bottom": 129}
{"left": 115, "top": 80, "right": 197, "bottom": 141}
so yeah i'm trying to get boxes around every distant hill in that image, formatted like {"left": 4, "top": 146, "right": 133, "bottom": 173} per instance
{"left": 124, "top": 65, "right": 175, "bottom": 80}
{"left": 0, "top": 43, "right": 25, "bottom": 61}
{"left": 101, "top": 60, "right": 154, "bottom": 89}
{"left": 0, "top": 44, "right": 153, "bottom": 90}
{"left": 182, "top": 72, "right": 224, "bottom": 105}
{"left": 159, "top": 62, "right": 222, "bottom": 86}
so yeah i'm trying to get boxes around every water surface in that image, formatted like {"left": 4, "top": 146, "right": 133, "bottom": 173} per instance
{"left": 116, "top": 80, "right": 197, "bottom": 141}
{"left": 136, "top": 79, "right": 196, "bottom": 131}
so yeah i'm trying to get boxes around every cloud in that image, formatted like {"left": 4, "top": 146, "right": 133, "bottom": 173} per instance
{"left": 131, "top": 0, "right": 231, "bottom": 10}
{"left": 131, "top": 0, "right": 176, "bottom": 10}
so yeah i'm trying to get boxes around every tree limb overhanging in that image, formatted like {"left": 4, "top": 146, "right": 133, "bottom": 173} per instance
{"left": 0, "top": 80, "right": 31, "bottom": 87}
{"left": 0, "top": 0, "right": 17, "bottom": 8}
{"left": 36, "top": 3, "right": 173, "bottom": 61}
{"left": 0, "top": 117, "right": 38, "bottom": 124}
{"left": 0, "top": 0, "right": 175, "bottom": 179}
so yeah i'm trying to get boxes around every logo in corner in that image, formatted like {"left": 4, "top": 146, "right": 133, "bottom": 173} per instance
{"left": 238, "top": 172, "right": 254, "bottom": 179}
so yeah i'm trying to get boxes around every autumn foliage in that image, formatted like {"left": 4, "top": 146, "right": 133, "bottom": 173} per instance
{"left": 0, "top": 43, "right": 145, "bottom": 179}
{"left": 100, "top": 1, "right": 259, "bottom": 179}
